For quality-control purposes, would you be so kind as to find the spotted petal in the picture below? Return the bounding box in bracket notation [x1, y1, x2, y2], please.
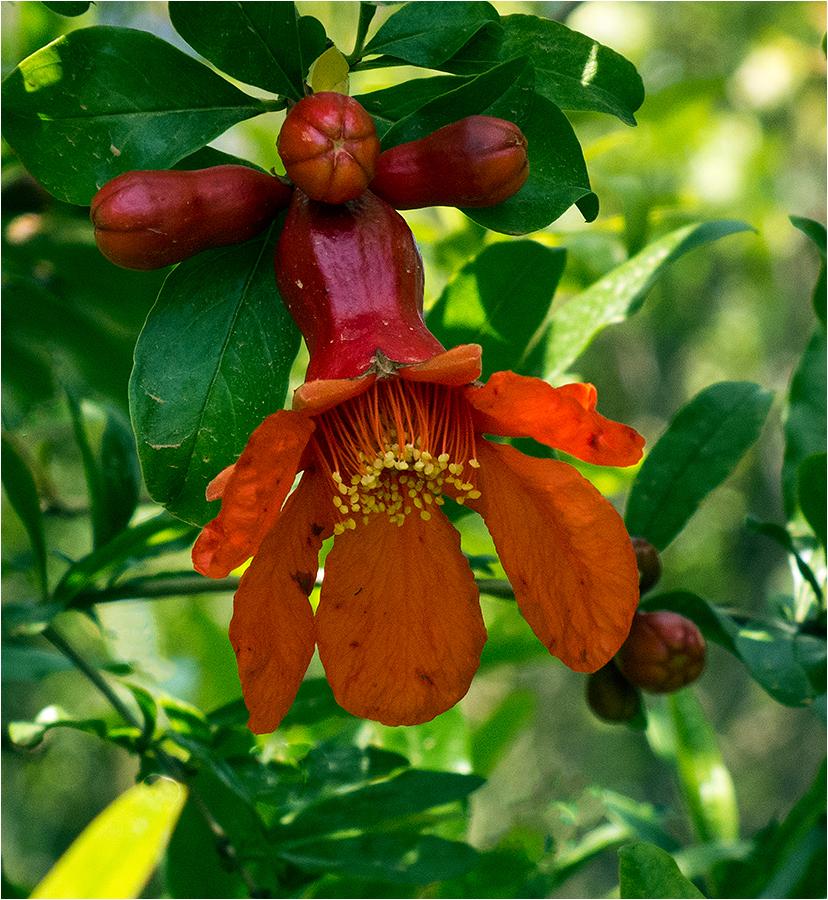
[193, 411, 316, 578]
[230, 468, 334, 734]
[466, 440, 638, 672]
[466, 371, 644, 467]
[316, 507, 486, 726]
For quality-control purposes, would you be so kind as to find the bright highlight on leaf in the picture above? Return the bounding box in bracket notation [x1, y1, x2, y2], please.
[30, 779, 187, 900]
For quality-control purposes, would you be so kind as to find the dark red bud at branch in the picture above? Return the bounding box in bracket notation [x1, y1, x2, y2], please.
[369, 115, 529, 210]
[274, 189, 444, 382]
[586, 659, 643, 723]
[631, 537, 663, 594]
[90, 166, 293, 270]
[617, 610, 706, 693]
[277, 92, 381, 205]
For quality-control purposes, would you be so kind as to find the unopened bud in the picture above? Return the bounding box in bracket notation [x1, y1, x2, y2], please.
[631, 537, 662, 594]
[617, 610, 706, 693]
[586, 659, 643, 723]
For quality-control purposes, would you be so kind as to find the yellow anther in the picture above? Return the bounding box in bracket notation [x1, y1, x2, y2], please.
[469, 458, 480, 468]
[468, 490, 481, 500]
[420, 509, 432, 521]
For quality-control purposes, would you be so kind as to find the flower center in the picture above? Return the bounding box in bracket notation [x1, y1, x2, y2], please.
[313, 379, 481, 534]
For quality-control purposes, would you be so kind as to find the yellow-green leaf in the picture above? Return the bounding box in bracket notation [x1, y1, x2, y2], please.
[31, 778, 187, 900]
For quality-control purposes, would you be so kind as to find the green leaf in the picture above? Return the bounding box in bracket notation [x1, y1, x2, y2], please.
[625, 381, 774, 551]
[647, 691, 739, 844]
[713, 759, 826, 900]
[463, 93, 598, 235]
[273, 769, 485, 843]
[362, 1, 501, 69]
[98, 406, 141, 544]
[544, 220, 754, 381]
[441, 13, 645, 125]
[129, 225, 300, 526]
[799, 452, 827, 548]
[52, 513, 197, 608]
[745, 517, 823, 601]
[169, 2, 326, 101]
[277, 832, 479, 885]
[428, 241, 565, 379]
[2, 644, 74, 680]
[1, 26, 269, 205]
[379, 56, 535, 151]
[618, 842, 705, 899]
[30, 778, 187, 900]
[1, 435, 48, 599]
[783, 327, 827, 519]
[790, 215, 826, 325]
[65, 388, 111, 549]
[41, 2, 91, 15]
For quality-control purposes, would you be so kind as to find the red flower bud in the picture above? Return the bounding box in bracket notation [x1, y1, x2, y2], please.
[617, 611, 706, 693]
[277, 92, 381, 205]
[631, 537, 662, 594]
[369, 116, 529, 210]
[275, 189, 445, 382]
[90, 166, 293, 270]
[586, 659, 643, 723]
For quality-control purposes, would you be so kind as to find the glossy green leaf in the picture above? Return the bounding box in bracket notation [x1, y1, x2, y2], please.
[463, 93, 596, 234]
[41, 2, 91, 15]
[169, 2, 326, 101]
[783, 327, 827, 519]
[277, 832, 479, 885]
[30, 778, 187, 900]
[647, 691, 739, 844]
[440, 13, 644, 125]
[428, 241, 565, 379]
[1, 435, 48, 599]
[1, 26, 269, 204]
[618, 842, 705, 899]
[362, 1, 501, 69]
[379, 56, 535, 150]
[799, 452, 827, 547]
[273, 769, 485, 843]
[625, 382, 774, 551]
[790, 215, 826, 325]
[544, 221, 754, 381]
[129, 226, 300, 527]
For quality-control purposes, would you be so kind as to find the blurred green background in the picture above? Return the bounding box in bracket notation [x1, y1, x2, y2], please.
[2, 2, 825, 897]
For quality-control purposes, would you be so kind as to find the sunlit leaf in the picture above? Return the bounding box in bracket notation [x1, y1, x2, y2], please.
[427, 242, 566, 379]
[544, 221, 754, 381]
[30, 778, 187, 900]
[362, 1, 501, 69]
[618, 841, 705, 899]
[1, 26, 269, 204]
[440, 13, 644, 125]
[1, 435, 48, 599]
[130, 225, 300, 526]
[783, 327, 827, 519]
[625, 381, 773, 551]
[169, 2, 326, 100]
[646, 691, 739, 844]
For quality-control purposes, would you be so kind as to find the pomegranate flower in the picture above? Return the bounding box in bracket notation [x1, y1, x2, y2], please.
[192, 188, 645, 732]
[193, 345, 644, 731]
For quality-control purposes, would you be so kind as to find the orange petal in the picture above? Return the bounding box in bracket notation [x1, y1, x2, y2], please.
[229, 468, 334, 733]
[206, 463, 236, 501]
[293, 371, 377, 415]
[465, 440, 638, 672]
[316, 508, 486, 726]
[192, 411, 315, 578]
[399, 344, 483, 386]
[465, 371, 644, 467]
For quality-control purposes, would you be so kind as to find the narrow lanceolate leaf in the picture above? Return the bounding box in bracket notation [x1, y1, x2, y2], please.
[625, 382, 774, 551]
[1, 437, 48, 600]
[783, 327, 827, 519]
[440, 13, 644, 125]
[545, 221, 754, 381]
[30, 779, 187, 900]
[618, 842, 705, 899]
[129, 226, 300, 527]
[362, 1, 502, 69]
[1, 26, 269, 205]
[428, 241, 566, 379]
[169, 2, 326, 100]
